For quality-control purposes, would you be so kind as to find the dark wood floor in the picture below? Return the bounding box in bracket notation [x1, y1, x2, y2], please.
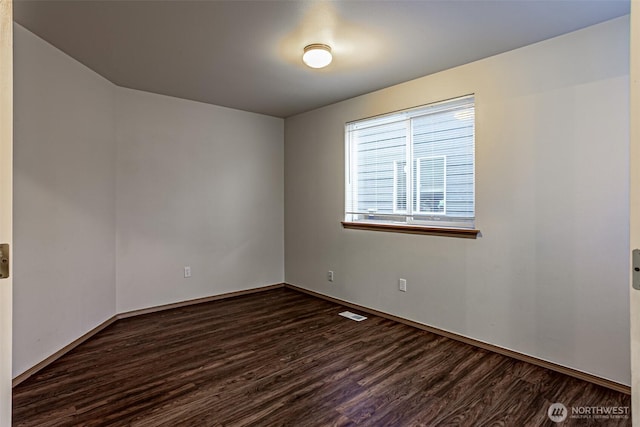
[13, 288, 631, 426]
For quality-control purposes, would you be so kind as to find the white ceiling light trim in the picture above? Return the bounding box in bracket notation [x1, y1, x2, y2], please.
[303, 44, 333, 69]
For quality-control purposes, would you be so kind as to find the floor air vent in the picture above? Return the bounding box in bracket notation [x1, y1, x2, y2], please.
[339, 311, 367, 322]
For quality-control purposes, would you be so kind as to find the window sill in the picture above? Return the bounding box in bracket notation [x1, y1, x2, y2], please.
[341, 222, 480, 239]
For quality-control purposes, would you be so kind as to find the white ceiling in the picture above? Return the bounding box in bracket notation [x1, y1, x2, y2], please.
[14, 0, 630, 118]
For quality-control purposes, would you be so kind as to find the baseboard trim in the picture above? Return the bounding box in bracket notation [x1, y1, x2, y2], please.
[284, 283, 631, 395]
[12, 283, 285, 388]
[117, 283, 285, 319]
[12, 315, 118, 388]
[14, 282, 629, 395]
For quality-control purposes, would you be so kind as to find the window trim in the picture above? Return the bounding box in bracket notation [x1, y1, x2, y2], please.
[341, 221, 480, 239]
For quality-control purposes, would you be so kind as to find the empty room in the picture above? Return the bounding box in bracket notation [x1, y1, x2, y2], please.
[1, 0, 639, 425]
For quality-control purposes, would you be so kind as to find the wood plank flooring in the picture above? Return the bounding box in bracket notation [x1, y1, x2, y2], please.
[12, 288, 631, 426]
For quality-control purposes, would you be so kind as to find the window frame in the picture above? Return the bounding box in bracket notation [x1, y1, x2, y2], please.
[344, 95, 478, 238]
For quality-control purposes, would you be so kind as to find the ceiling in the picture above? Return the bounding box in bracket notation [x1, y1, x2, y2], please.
[14, 0, 630, 118]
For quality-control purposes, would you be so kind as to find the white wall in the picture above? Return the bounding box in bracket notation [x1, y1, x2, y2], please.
[284, 17, 631, 385]
[115, 88, 284, 313]
[13, 24, 117, 377]
[0, 3, 13, 424]
[13, 25, 285, 377]
[629, 0, 639, 416]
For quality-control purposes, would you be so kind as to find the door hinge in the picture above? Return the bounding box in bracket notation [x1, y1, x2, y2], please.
[0, 243, 8, 279]
[633, 249, 640, 290]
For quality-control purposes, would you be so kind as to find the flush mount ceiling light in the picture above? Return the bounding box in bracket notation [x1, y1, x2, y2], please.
[302, 44, 333, 69]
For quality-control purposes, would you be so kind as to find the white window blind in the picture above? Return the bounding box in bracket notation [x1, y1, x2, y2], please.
[345, 95, 475, 229]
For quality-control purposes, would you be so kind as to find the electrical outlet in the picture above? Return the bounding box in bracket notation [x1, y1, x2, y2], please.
[327, 271, 334, 282]
[184, 266, 191, 278]
[398, 278, 407, 292]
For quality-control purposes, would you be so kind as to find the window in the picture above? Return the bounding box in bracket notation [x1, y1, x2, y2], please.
[345, 95, 476, 234]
